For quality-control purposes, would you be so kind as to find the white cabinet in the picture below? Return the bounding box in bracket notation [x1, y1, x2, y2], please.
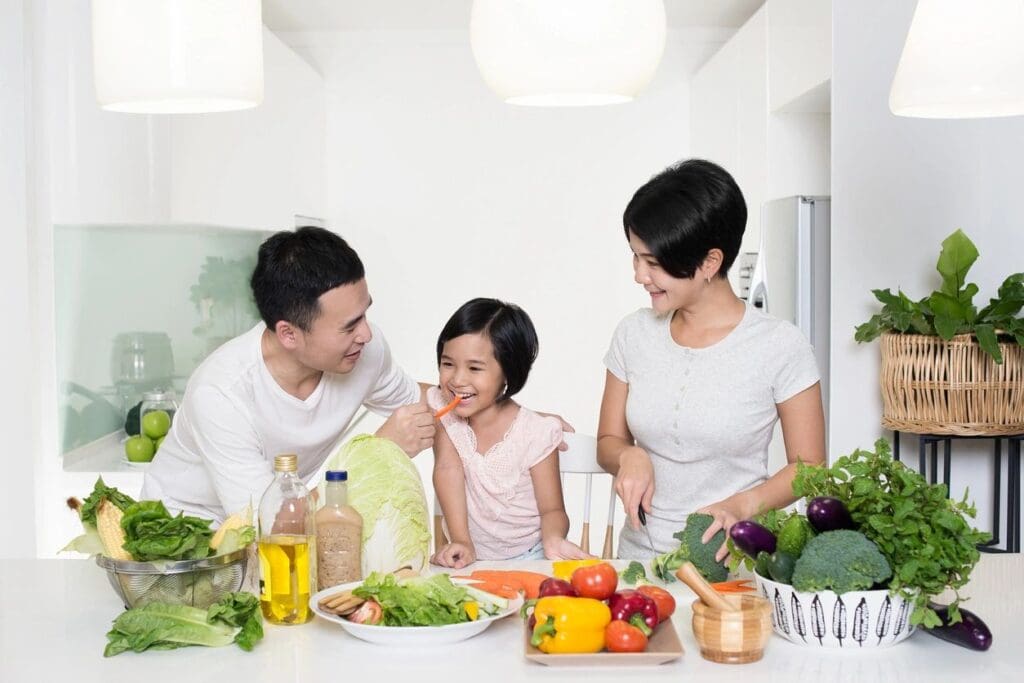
[767, 0, 832, 112]
[690, 6, 769, 278]
[690, 0, 831, 280]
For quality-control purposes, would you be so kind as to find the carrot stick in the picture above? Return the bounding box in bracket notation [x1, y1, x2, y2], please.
[434, 395, 461, 419]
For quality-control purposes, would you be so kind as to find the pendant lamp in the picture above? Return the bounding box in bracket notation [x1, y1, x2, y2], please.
[470, 0, 666, 106]
[92, 0, 264, 114]
[890, 0, 1024, 118]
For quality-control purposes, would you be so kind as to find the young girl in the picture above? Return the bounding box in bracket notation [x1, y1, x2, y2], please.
[428, 298, 591, 568]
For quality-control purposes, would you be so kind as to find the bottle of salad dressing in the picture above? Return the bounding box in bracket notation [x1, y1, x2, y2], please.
[315, 470, 363, 591]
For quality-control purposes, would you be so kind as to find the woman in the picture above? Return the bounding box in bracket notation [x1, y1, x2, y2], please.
[597, 159, 826, 560]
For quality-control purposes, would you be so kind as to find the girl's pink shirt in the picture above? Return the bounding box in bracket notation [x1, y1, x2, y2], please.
[428, 386, 562, 560]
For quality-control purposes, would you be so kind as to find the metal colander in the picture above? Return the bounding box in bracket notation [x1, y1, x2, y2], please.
[96, 546, 251, 610]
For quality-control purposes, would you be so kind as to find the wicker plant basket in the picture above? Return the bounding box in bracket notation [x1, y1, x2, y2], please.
[880, 332, 1024, 436]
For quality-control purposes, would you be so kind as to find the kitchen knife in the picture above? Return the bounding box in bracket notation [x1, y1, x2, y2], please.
[638, 505, 656, 552]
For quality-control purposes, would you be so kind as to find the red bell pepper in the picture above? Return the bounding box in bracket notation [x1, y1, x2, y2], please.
[521, 577, 579, 628]
[607, 590, 658, 636]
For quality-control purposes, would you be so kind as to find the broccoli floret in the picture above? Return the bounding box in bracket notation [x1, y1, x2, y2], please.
[650, 513, 728, 583]
[791, 530, 892, 594]
[620, 561, 648, 585]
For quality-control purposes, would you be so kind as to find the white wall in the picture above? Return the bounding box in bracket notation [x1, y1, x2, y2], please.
[286, 28, 712, 551]
[832, 0, 1022, 544]
[0, 0, 38, 558]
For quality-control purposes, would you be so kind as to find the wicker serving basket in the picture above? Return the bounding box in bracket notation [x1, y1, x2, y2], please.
[880, 332, 1024, 436]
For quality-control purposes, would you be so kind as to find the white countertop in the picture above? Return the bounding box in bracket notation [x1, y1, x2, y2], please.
[2, 556, 1020, 682]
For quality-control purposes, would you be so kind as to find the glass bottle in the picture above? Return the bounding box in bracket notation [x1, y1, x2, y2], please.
[315, 470, 363, 591]
[139, 389, 178, 438]
[258, 454, 317, 625]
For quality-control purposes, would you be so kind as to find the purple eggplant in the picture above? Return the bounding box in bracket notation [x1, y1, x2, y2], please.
[925, 603, 992, 651]
[729, 520, 777, 558]
[806, 496, 855, 533]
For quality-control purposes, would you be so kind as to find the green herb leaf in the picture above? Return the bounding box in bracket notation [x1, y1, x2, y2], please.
[973, 324, 1003, 365]
[792, 439, 990, 627]
[936, 229, 979, 300]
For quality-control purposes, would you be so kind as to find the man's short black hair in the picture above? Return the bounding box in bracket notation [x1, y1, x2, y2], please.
[436, 298, 539, 402]
[251, 226, 365, 331]
[623, 158, 747, 279]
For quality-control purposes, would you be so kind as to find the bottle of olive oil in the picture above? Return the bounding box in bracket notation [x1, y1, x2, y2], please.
[258, 454, 317, 624]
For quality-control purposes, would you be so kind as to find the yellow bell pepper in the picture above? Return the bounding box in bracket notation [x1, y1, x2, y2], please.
[552, 559, 602, 582]
[464, 601, 479, 621]
[530, 596, 611, 654]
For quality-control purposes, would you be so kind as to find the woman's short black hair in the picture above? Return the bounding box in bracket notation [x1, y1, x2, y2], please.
[436, 298, 539, 402]
[623, 158, 747, 279]
[251, 226, 365, 331]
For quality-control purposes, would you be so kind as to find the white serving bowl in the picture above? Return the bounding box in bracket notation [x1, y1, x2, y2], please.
[310, 580, 523, 646]
[753, 571, 917, 648]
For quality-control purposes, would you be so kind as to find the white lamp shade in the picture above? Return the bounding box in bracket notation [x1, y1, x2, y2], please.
[92, 0, 264, 113]
[890, 0, 1024, 118]
[470, 0, 666, 106]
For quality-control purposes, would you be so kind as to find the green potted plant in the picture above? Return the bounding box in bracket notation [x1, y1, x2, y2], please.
[854, 230, 1024, 435]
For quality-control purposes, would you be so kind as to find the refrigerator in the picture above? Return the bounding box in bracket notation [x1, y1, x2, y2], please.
[748, 196, 830, 422]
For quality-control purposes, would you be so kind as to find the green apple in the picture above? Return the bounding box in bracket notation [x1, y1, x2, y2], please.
[155, 436, 165, 451]
[142, 410, 172, 439]
[125, 435, 156, 463]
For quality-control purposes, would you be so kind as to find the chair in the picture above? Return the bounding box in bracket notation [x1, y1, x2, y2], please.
[432, 432, 618, 559]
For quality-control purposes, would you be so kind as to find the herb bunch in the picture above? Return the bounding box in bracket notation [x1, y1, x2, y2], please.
[792, 439, 990, 627]
[854, 229, 1024, 364]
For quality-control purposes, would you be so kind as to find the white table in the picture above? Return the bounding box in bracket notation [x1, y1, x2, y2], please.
[2, 556, 1020, 682]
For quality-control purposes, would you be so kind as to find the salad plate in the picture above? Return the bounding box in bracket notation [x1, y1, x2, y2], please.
[310, 578, 523, 646]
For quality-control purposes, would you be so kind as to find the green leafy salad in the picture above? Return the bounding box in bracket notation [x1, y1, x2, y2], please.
[352, 572, 504, 627]
[105, 592, 263, 657]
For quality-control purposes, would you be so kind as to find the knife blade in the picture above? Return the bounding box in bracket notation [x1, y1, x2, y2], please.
[637, 505, 656, 552]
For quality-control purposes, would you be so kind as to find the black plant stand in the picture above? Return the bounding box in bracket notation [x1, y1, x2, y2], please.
[891, 431, 1021, 553]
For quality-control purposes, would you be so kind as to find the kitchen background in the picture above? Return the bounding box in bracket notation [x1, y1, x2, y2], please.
[1, 0, 1019, 559]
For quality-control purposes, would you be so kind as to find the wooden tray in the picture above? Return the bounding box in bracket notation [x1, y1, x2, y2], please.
[524, 620, 684, 667]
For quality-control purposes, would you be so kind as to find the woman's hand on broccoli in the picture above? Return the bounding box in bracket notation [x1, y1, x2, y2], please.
[697, 494, 753, 562]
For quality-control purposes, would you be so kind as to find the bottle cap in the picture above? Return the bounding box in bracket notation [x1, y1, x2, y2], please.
[274, 454, 298, 472]
[325, 470, 347, 482]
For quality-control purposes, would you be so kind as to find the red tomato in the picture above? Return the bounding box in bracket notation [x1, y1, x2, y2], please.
[636, 585, 676, 623]
[605, 619, 649, 653]
[570, 562, 618, 601]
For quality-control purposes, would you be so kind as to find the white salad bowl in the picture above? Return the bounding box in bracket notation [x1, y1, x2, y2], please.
[310, 579, 523, 646]
[754, 572, 918, 649]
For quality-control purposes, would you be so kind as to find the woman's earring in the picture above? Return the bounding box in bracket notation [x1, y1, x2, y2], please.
[705, 275, 711, 285]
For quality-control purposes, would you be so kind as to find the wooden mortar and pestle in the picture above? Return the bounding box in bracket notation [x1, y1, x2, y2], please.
[676, 562, 772, 664]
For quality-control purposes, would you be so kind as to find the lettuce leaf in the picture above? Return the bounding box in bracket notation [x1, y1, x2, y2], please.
[79, 477, 136, 526]
[121, 501, 214, 561]
[104, 592, 262, 656]
[353, 572, 470, 627]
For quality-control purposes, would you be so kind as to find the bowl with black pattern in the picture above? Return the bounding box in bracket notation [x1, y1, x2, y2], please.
[753, 571, 918, 648]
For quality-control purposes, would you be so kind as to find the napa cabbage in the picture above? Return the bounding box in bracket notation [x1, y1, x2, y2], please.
[321, 434, 431, 575]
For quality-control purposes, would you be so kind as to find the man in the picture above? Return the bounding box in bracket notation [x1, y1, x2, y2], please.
[141, 227, 434, 521]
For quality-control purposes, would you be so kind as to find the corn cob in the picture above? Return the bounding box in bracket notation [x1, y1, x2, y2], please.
[97, 499, 131, 560]
[207, 511, 247, 548]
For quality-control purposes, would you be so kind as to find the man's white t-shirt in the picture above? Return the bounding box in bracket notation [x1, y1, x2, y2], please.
[141, 322, 419, 522]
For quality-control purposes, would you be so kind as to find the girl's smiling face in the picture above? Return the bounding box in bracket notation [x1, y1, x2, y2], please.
[438, 332, 506, 418]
